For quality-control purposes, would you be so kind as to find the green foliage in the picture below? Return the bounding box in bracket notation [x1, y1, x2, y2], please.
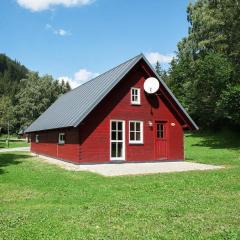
[0, 54, 71, 133]
[217, 84, 240, 125]
[180, 53, 232, 127]
[167, 57, 194, 106]
[0, 54, 28, 99]
[14, 72, 71, 129]
[168, 0, 240, 128]
[0, 131, 240, 239]
[186, 0, 240, 65]
[60, 79, 71, 93]
[155, 61, 168, 83]
[0, 96, 14, 132]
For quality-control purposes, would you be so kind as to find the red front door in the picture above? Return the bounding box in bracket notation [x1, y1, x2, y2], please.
[155, 121, 168, 160]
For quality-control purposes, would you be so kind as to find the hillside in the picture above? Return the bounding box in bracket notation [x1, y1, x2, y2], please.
[0, 54, 28, 99]
[0, 54, 71, 134]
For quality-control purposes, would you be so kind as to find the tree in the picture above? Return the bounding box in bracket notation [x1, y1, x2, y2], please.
[155, 61, 161, 76]
[14, 72, 71, 130]
[186, 0, 240, 66]
[0, 96, 14, 134]
[217, 84, 240, 126]
[185, 53, 233, 127]
[0, 54, 28, 100]
[167, 0, 240, 128]
[155, 61, 168, 83]
[65, 81, 71, 92]
[59, 79, 71, 93]
[0, 54, 72, 132]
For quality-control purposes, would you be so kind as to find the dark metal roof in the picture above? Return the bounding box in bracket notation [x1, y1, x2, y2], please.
[25, 53, 198, 133]
[25, 54, 142, 133]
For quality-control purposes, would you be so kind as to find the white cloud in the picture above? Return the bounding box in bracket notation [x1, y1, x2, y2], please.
[146, 52, 175, 65]
[74, 69, 99, 83]
[45, 23, 52, 30]
[45, 24, 71, 36]
[59, 69, 99, 89]
[16, 0, 94, 12]
[54, 28, 70, 36]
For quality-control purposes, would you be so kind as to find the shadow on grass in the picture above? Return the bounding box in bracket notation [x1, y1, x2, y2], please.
[0, 153, 32, 175]
[0, 140, 7, 149]
[186, 130, 240, 150]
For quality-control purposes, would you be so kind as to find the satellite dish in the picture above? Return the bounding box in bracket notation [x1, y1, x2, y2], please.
[144, 77, 160, 94]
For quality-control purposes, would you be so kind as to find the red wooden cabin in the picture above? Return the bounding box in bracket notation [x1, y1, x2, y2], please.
[25, 54, 198, 164]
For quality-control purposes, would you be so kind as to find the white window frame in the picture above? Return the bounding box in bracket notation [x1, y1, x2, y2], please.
[58, 133, 65, 145]
[35, 134, 39, 143]
[129, 121, 144, 144]
[131, 88, 141, 105]
[110, 120, 125, 161]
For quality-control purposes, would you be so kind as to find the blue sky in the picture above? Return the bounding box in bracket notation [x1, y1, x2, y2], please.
[0, 0, 190, 88]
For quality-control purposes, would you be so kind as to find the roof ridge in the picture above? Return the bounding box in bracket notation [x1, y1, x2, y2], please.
[64, 53, 143, 96]
[71, 53, 143, 127]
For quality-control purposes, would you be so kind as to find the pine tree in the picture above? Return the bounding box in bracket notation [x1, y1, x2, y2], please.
[155, 61, 161, 76]
[65, 81, 71, 91]
[155, 61, 168, 83]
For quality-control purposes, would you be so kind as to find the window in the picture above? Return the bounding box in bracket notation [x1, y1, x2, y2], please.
[129, 121, 143, 144]
[58, 133, 65, 145]
[110, 120, 125, 160]
[131, 88, 140, 105]
[35, 135, 39, 143]
[157, 123, 164, 139]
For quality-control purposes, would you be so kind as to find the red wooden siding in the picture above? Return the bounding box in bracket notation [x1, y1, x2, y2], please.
[31, 128, 80, 163]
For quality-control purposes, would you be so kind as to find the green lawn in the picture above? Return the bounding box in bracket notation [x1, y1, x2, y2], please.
[0, 130, 240, 239]
[0, 139, 29, 149]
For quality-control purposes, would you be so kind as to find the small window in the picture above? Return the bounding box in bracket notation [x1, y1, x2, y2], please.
[129, 121, 143, 144]
[131, 88, 140, 105]
[35, 135, 39, 143]
[157, 123, 164, 139]
[58, 133, 65, 145]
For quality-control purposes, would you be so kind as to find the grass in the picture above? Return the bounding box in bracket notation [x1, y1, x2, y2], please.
[0, 130, 240, 239]
[0, 139, 29, 149]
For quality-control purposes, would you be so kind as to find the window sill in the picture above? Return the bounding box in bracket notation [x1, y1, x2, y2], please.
[129, 142, 144, 145]
[131, 103, 141, 106]
[110, 159, 126, 161]
[58, 142, 65, 145]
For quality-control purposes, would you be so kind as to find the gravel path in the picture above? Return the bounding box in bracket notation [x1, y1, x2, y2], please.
[34, 154, 223, 176]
